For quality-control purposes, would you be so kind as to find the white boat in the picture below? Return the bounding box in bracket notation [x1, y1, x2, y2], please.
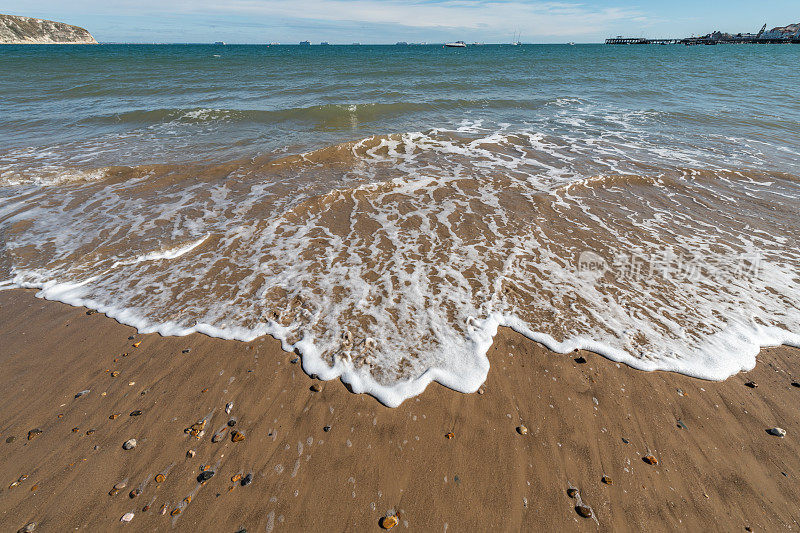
[445, 41, 467, 48]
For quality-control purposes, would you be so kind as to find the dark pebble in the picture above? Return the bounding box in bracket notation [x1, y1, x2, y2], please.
[574, 356, 587, 364]
[241, 473, 252, 486]
[128, 336, 135, 340]
[182, 349, 191, 353]
[791, 382, 800, 388]
[130, 410, 142, 417]
[744, 381, 757, 388]
[310, 383, 321, 392]
[197, 470, 215, 483]
[235, 529, 247, 533]
[129, 488, 141, 498]
[621, 437, 629, 444]
[6, 436, 15, 443]
[290, 357, 299, 364]
[566, 487, 579, 498]
[575, 505, 593, 518]
[74, 390, 90, 399]
[227, 419, 236, 427]
[27, 429, 43, 441]
[323, 425, 331, 432]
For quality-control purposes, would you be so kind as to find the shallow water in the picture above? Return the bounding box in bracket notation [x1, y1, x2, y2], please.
[1, 44, 799, 405]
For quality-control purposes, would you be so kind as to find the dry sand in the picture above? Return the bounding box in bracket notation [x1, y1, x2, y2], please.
[0, 288, 798, 531]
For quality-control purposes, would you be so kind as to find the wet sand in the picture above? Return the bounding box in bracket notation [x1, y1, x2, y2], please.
[0, 287, 798, 531]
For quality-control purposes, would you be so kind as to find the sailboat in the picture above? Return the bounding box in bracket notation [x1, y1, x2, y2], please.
[511, 30, 522, 45]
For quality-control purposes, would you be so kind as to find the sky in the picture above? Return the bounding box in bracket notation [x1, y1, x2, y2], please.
[1, 0, 798, 44]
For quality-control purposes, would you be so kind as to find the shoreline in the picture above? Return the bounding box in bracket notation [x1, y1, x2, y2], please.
[1, 287, 799, 530]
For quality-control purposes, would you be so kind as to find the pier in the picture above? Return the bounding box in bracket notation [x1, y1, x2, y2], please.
[606, 22, 800, 45]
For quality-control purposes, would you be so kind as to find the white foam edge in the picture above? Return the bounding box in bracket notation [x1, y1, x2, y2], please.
[2, 278, 799, 408]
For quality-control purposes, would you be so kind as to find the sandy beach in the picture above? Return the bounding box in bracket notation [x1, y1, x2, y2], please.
[1, 287, 798, 531]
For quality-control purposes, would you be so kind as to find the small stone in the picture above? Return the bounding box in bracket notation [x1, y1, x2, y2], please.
[18, 474, 28, 482]
[566, 487, 579, 498]
[231, 430, 245, 443]
[643, 455, 658, 465]
[791, 382, 800, 388]
[27, 429, 42, 441]
[445, 432, 454, 440]
[225, 402, 234, 414]
[227, 419, 236, 427]
[122, 439, 137, 450]
[310, 383, 321, 392]
[197, 470, 215, 483]
[621, 437, 629, 444]
[380, 515, 399, 529]
[767, 427, 786, 437]
[171, 508, 181, 516]
[676, 420, 688, 430]
[74, 390, 90, 398]
[241, 473, 252, 486]
[212, 430, 226, 443]
[114, 481, 127, 491]
[182, 349, 191, 353]
[133, 341, 141, 348]
[290, 357, 299, 364]
[86, 429, 95, 436]
[130, 410, 142, 417]
[6, 436, 15, 443]
[110, 413, 120, 420]
[110, 371, 120, 377]
[155, 474, 166, 484]
[18, 523, 36, 532]
[516, 425, 528, 435]
[129, 489, 141, 498]
[30, 484, 38, 492]
[601, 475, 613, 485]
[323, 425, 331, 432]
[575, 505, 593, 518]
[186, 450, 196, 458]
[72, 427, 79, 433]
[120, 512, 134, 522]
[574, 356, 587, 364]
[159, 503, 168, 515]
[477, 388, 484, 395]
[745, 381, 757, 388]
[231, 473, 242, 483]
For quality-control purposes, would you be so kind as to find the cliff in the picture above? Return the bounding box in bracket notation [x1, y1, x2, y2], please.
[0, 13, 97, 44]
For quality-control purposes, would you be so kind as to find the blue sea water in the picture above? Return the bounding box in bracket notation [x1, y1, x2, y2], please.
[1, 43, 799, 405]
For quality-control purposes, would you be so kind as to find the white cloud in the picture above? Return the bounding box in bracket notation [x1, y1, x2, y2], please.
[4, 0, 646, 37]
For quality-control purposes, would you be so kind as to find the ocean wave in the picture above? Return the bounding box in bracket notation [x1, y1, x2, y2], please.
[2, 130, 799, 406]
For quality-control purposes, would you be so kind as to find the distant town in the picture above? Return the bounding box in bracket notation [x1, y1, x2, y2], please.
[607, 22, 800, 45]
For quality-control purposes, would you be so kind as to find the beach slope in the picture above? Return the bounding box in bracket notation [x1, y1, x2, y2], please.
[0, 288, 798, 531]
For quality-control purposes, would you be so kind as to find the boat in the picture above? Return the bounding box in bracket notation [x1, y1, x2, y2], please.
[445, 41, 467, 48]
[299, 40, 311, 46]
[213, 41, 226, 45]
[320, 41, 330, 46]
[568, 42, 575, 46]
[511, 31, 521, 45]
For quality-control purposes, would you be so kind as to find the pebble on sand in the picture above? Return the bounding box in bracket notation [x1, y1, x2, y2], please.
[643, 455, 658, 465]
[120, 512, 134, 522]
[445, 432, 454, 440]
[18, 522, 36, 532]
[241, 473, 252, 486]
[225, 402, 234, 414]
[27, 429, 42, 441]
[575, 505, 593, 518]
[601, 475, 613, 485]
[186, 450, 196, 458]
[767, 427, 786, 437]
[198, 470, 215, 482]
[310, 383, 322, 392]
[380, 515, 399, 529]
[566, 487, 579, 499]
[516, 425, 528, 435]
[745, 381, 758, 388]
[231, 430, 246, 442]
[122, 439, 137, 450]
[155, 474, 166, 483]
